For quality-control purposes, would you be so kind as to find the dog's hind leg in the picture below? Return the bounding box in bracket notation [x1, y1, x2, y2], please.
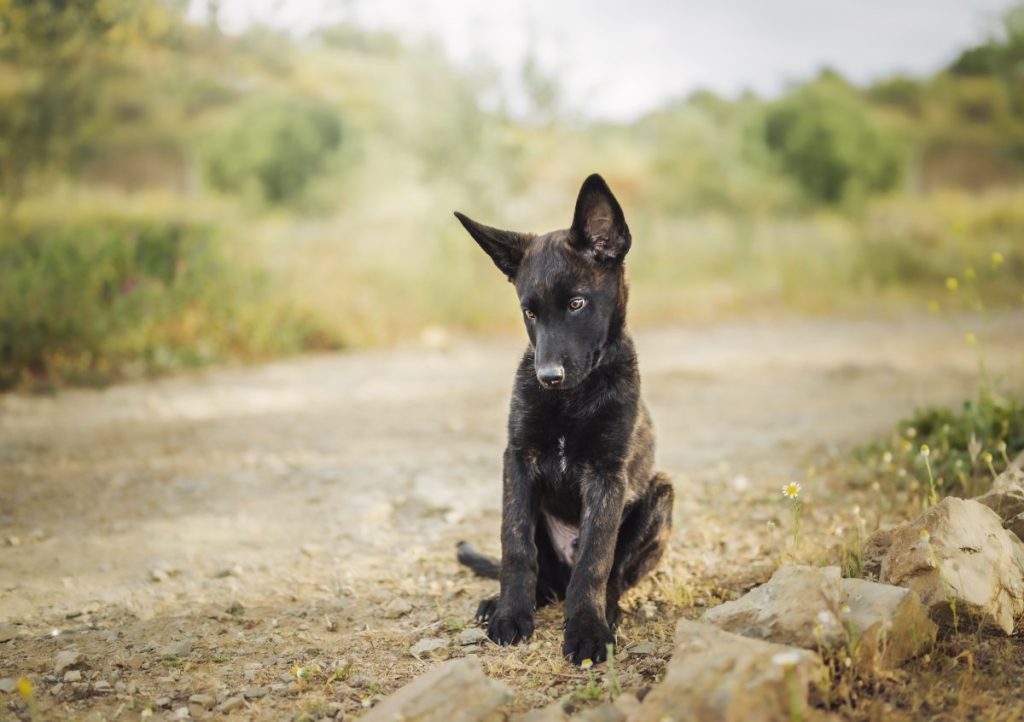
[535, 522, 572, 607]
[605, 473, 674, 629]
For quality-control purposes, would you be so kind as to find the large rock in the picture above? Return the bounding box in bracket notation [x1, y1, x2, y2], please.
[701, 565, 934, 669]
[362, 657, 511, 722]
[879, 497, 1024, 634]
[632, 620, 826, 722]
[974, 483, 1024, 524]
[701, 566, 844, 648]
[841, 578, 936, 670]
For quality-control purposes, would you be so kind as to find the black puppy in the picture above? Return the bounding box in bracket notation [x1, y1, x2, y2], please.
[454, 174, 674, 665]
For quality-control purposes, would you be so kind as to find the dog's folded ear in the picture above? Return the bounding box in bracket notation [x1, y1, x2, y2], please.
[454, 212, 532, 282]
[570, 174, 631, 263]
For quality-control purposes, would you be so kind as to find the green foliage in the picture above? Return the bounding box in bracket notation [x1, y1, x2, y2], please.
[0, 0, 178, 207]
[762, 80, 905, 204]
[201, 94, 342, 204]
[0, 213, 339, 389]
[857, 391, 1024, 499]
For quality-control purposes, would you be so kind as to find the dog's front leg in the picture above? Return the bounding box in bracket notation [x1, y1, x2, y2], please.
[562, 472, 626, 664]
[488, 449, 539, 645]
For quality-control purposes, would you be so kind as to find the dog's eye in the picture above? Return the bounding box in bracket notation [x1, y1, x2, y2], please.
[523, 308, 536, 320]
[568, 297, 586, 311]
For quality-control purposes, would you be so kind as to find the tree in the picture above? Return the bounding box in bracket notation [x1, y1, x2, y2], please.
[0, 0, 176, 210]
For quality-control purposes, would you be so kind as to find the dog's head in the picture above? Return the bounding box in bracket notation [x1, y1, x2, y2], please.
[455, 174, 631, 390]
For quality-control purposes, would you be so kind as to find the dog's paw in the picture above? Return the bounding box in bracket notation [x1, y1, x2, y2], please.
[475, 596, 499, 622]
[562, 614, 614, 665]
[486, 609, 534, 645]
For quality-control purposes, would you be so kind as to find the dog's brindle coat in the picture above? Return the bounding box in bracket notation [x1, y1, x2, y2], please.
[454, 174, 673, 665]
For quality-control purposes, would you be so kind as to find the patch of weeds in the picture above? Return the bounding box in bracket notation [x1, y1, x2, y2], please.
[851, 390, 1023, 501]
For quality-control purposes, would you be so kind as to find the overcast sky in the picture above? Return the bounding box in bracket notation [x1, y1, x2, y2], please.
[192, 0, 1017, 120]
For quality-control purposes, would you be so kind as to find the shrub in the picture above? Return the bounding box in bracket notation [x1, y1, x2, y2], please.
[0, 213, 339, 389]
[763, 81, 905, 204]
[201, 94, 342, 205]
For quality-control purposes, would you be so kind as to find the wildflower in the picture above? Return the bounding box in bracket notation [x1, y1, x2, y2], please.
[851, 505, 860, 516]
[992, 251, 1004, 268]
[919, 529, 931, 544]
[817, 610, 836, 626]
[840, 604, 852, 615]
[900, 440, 912, 452]
[920, 444, 930, 458]
[16, 678, 33, 699]
[927, 300, 940, 314]
[965, 266, 976, 282]
[882, 452, 893, 465]
[906, 427, 917, 439]
[946, 277, 959, 292]
[871, 481, 881, 492]
[997, 440, 1007, 453]
[983, 452, 993, 464]
[580, 658, 594, 670]
[965, 332, 977, 347]
[781, 482, 801, 500]
[844, 656, 853, 668]
[771, 650, 802, 669]
[141, 710, 154, 720]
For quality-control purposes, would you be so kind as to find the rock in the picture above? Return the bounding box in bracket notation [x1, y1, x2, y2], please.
[160, 640, 193, 658]
[93, 680, 112, 694]
[840, 578, 936, 670]
[54, 649, 84, 674]
[0, 624, 18, 642]
[361, 657, 510, 722]
[382, 598, 413, 619]
[510, 704, 566, 722]
[880, 497, 1024, 634]
[409, 637, 448, 658]
[1007, 512, 1024, 542]
[456, 627, 487, 646]
[63, 671, 82, 683]
[156, 696, 172, 708]
[625, 641, 657, 656]
[0, 678, 17, 693]
[974, 483, 1024, 521]
[632, 620, 825, 722]
[242, 685, 269, 699]
[862, 527, 895, 578]
[216, 696, 244, 713]
[189, 694, 215, 709]
[701, 565, 844, 648]
[174, 706, 190, 719]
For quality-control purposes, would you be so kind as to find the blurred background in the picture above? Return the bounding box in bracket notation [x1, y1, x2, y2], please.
[2, 0, 1023, 389]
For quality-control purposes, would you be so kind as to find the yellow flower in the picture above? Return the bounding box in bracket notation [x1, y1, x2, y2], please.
[946, 277, 959, 292]
[983, 452, 993, 464]
[580, 658, 594, 670]
[900, 439, 912, 451]
[781, 481, 802, 500]
[997, 440, 1007, 452]
[920, 444, 930, 458]
[965, 332, 977, 347]
[992, 251, 1004, 268]
[771, 650, 802, 669]
[919, 529, 931, 543]
[16, 678, 33, 700]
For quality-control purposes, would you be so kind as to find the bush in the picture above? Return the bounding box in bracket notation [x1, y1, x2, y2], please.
[763, 81, 905, 204]
[201, 94, 342, 205]
[0, 214, 339, 389]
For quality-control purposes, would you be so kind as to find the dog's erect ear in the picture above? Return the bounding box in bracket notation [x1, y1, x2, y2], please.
[570, 174, 631, 263]
[454, 211, 531, 282]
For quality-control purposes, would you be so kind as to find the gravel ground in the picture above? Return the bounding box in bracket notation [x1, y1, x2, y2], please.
[2, 312, 1022, 720]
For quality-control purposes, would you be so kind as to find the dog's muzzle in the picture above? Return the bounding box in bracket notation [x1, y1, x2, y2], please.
[536, 364, 565, 388]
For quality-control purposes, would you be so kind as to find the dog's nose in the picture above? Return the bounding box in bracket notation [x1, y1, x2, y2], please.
[537, 365, 565, 387]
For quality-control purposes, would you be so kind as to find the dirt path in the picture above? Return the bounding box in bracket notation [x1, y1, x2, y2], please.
[2, 313, 1022, 720]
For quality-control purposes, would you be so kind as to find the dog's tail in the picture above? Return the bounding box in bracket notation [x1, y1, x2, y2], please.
[456, 540, 500, 579]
